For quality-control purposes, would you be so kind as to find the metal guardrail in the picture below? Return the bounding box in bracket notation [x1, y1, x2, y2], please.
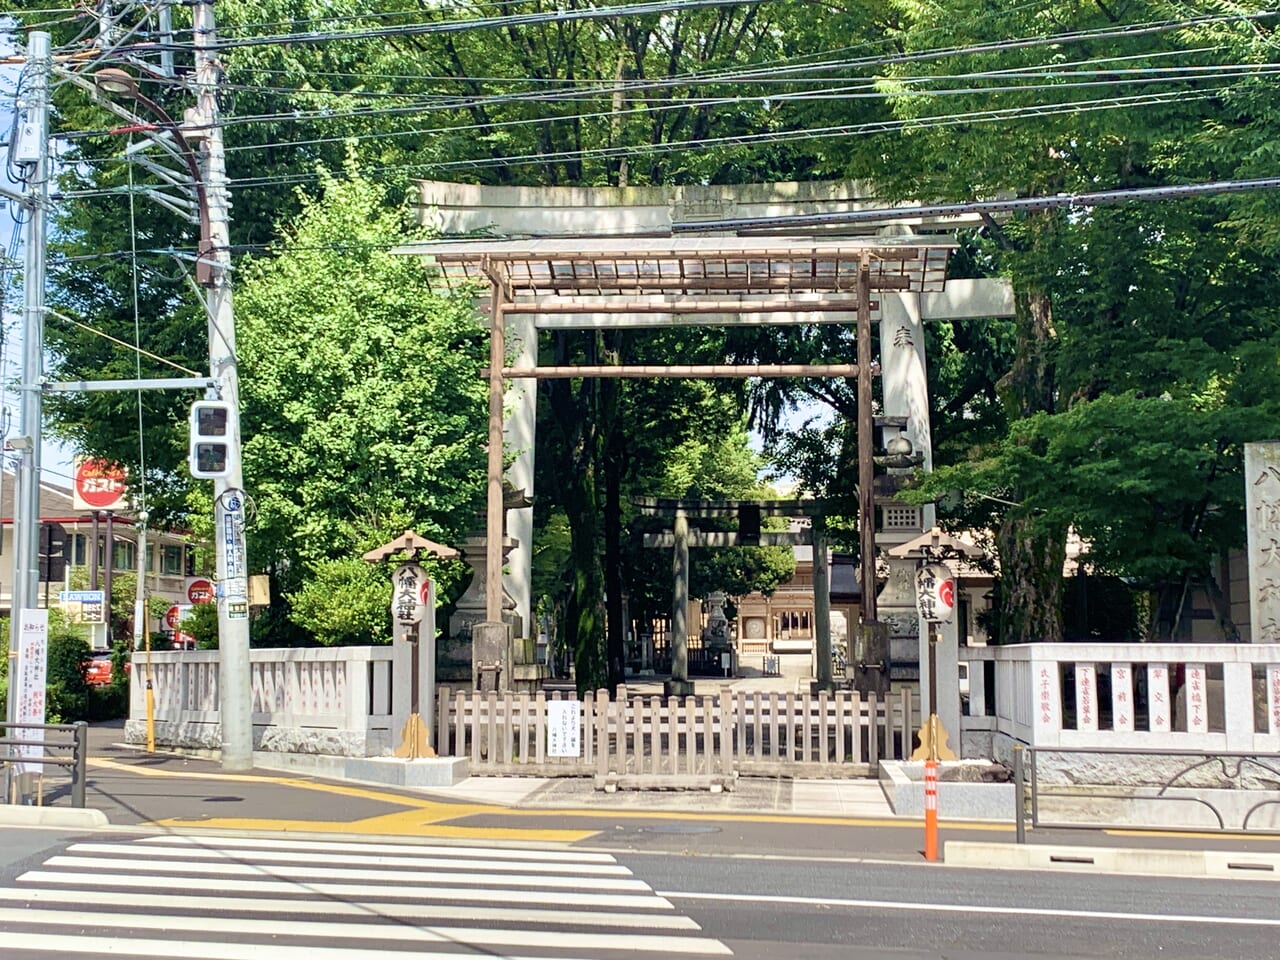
[1010, 744, 1280, 841]
[0, 721, 89, 808]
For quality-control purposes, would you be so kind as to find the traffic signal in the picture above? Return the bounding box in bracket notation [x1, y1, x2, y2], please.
[189, 400, 231, 479]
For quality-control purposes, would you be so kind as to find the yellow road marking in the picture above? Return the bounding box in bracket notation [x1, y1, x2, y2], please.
[89, 757, 440, 807]
[499, 806, 1015, 831]
[94, 756, 597, 840]
[1106, 828, 1280, 842]
[89, 755, 1012, 836]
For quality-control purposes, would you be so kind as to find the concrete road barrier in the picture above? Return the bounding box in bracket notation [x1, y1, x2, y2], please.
[945, 840, 1280, 879]
[0, 804, 109, 829]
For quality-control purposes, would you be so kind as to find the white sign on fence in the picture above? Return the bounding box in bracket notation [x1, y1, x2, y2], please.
[14, 609, 49, 773]
[546, 699, 582, 758]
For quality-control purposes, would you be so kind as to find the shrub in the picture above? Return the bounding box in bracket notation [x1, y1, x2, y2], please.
[45, 631, 91, 723]
[87, 683, 129, 722]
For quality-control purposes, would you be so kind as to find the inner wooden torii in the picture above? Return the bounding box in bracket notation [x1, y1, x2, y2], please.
[397, 234, 953, 692]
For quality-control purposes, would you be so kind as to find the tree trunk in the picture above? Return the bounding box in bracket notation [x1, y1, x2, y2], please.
[994, 280, 1067, 643]
[996, 517, 1066, 643]
[547, 332, 608, 691]
[1201, 566, 1242, 644]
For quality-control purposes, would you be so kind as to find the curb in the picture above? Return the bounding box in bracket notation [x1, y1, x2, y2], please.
[0, 805, 110, 830]
[945, 840, 1280, 880]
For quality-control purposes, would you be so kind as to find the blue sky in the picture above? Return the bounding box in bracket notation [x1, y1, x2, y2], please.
[2, 34, 76, 485]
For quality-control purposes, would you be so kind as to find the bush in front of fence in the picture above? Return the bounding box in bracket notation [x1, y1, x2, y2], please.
[46, 631, 92, 724]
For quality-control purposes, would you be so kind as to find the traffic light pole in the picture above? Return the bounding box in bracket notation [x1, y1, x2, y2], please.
[193, 0, 252, 770]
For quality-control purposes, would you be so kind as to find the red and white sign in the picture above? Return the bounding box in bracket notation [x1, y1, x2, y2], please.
[163, 604, 192, 631]
[186, 578, 215, 604]
[72, 457, 129, 512]
[915, 562, 957, 624]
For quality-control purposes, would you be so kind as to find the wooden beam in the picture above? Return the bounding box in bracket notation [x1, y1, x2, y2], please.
[502, 275, 914, 293]
[505, 297, 879, 314]
[643, 531, 809, 548]
[482, 363, 869, 379]
[633, 497, 824, 516]
[857, 253, 877, 624]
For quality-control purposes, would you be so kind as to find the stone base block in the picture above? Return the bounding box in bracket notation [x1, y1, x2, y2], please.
[880, 759, 1014, 821]
[344, 756, 470, 788]
[664, 678, 696, 697]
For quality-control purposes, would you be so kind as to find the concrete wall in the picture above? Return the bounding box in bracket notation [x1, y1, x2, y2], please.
[126, 645, 411, 757]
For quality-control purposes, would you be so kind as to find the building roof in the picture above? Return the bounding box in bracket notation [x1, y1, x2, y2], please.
[394, 235, 954, 297]
[0, 471, 139, 526]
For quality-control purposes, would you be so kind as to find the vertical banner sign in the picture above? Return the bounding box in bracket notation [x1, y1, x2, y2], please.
[546, 699, 582, 758]
[1148, 663, 1172, 733]
[14, 609, 49, 773]
[1075, 663, 1097, 732]
[1185, 663, 1208, 734]
[391, 564, 428, 635]
[220, 493, 249, 619]
[915, 562, 956, 623]
[1111, 663, 1134, 733]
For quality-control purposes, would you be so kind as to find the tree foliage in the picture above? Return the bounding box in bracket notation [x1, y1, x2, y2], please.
[7, 0, 1279, 655]
[233, 164, 488, 641]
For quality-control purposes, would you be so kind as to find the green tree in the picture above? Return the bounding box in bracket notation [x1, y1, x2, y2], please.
[866, 0, 1280, 641]
[233, 163, 488, 641]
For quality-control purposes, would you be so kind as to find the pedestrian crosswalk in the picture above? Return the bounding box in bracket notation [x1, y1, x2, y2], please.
[0, 834, 731, 959]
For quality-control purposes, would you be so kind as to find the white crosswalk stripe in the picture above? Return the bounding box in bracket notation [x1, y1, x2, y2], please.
[0, 835, 732, 959]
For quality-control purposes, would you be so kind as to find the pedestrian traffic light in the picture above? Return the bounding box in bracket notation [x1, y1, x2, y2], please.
[189, 400, 231, 479]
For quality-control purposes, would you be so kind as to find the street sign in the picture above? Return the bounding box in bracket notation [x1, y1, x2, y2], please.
[72, 457, 128, 512]
[14, 610, 49, 773]
[59, 589, 106, 624]
[186, 578, 215, 604]
[915, 562, 956, 624]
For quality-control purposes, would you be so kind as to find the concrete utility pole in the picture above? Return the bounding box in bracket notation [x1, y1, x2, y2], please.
[11, 32, 52, 621]
[7, 32, 52, 731]
[192, 0, 252, 770]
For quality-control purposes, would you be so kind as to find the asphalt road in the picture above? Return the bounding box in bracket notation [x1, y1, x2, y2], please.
[1, 825, 1277, 960]
[617, 851, 1280, 959]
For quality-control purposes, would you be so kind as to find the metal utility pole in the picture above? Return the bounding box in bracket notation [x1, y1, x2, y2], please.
[5, 30, 51, 797]
[192, 0, 252, 770]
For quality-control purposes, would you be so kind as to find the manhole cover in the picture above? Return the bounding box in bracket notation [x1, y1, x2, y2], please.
[635, 824, 721, 835]
[202, 796, 244, 803]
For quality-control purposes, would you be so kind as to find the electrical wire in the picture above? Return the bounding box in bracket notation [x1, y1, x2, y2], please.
[111, 0, 775, 52]
[63, 85, 1216, 195]
[211, 67, 1279, 157]
[59, 46, 1271, 148]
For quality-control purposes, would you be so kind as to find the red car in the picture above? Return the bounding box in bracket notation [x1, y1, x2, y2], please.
[84, 652, 129, 686]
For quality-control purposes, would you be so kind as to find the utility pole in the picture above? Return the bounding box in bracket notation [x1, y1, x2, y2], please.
[192, 0, 252, 770]
[6, 30, 51, 797]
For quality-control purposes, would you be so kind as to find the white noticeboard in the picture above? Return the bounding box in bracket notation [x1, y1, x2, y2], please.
[546, 699, 582, 758]
[14, 609, 49, 773]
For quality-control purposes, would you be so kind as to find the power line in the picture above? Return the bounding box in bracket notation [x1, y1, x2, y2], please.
[192, 68, 1273, 159]
[58, 35, 1259, 139]
[671, 177, 1280, 233]
[208, 0, 770, 51]
[55, 85, 1216, 196]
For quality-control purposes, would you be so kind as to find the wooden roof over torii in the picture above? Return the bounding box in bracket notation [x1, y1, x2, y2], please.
[395, 233, 956, 629]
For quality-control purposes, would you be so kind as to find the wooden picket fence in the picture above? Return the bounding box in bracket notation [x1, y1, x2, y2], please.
[435, 685, 916, 784]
